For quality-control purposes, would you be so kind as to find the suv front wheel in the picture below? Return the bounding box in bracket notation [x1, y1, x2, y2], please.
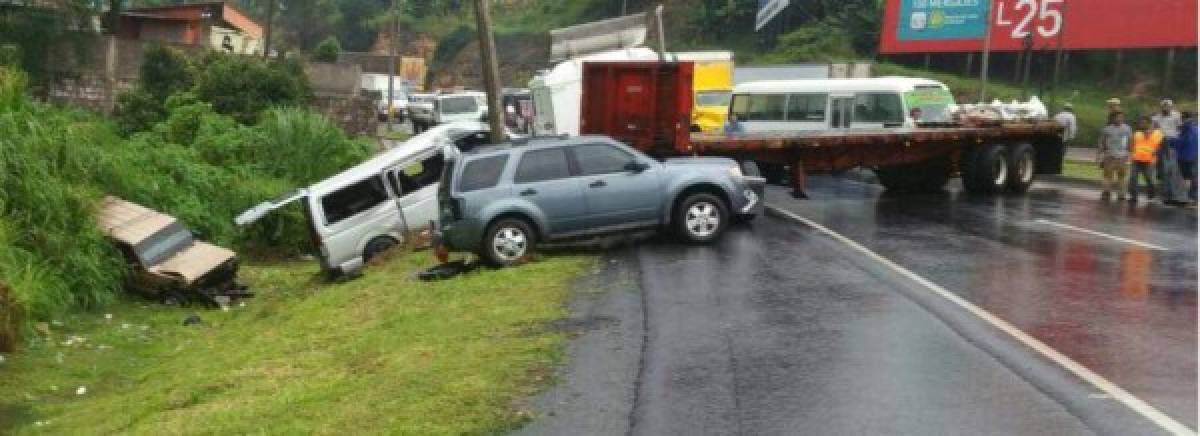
[482, 218, 535, 266]
[675, 193, 728, 244]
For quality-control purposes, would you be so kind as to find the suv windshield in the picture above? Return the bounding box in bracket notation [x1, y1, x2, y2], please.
[440, 96, 478, 115]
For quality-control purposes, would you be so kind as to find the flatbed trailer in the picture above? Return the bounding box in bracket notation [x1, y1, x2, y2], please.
[580, 61, 1064, 197]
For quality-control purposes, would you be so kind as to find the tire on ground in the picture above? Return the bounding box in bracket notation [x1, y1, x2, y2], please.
[962, 144, 1010, 195]
[1005, 143, 1036, 193]
[874, 156, 952, 193]
[673, 192, 729, 244]
[363, 236, 398, 263]
[481, 217, 536, 267]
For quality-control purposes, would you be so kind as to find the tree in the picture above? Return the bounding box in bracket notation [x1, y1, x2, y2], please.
[139, 44, 194, 99]
[193, 53, 311, 124]
[313, 36, 341, 62]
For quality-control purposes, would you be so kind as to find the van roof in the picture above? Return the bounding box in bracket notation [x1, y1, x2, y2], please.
[310, 121, 488, 194]
[733, 77, 947, 94]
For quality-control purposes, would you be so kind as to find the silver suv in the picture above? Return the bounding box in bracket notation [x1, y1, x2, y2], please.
[437, 136, 764, 265]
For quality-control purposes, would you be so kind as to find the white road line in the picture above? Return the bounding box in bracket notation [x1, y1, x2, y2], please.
[1033, 219, 1170, 251]
[766, 205, 1197, 436]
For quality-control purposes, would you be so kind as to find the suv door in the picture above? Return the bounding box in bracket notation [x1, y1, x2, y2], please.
[512, 147, 588, 235]
[570, 143, 662, 229]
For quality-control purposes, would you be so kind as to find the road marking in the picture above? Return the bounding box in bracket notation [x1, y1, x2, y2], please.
[1033, 219, 1169, 251]
[766, 204, 1196, 436]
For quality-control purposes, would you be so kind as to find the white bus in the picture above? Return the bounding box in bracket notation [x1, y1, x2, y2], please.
[729, 77, 956, 133]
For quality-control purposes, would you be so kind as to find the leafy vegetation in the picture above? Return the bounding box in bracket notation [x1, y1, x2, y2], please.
[313, 36, 342, 62]
[0, 253, 592, 434]
[0, 67, 370, 346]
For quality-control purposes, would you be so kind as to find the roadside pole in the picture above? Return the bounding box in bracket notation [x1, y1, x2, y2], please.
[474, 0, 505, 144]
[978, 0, 995, 102]
[387, 0, 397, 131]
[263, 0, 275, 58]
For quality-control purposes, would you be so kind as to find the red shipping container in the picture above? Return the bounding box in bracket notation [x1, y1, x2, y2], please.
[580, 62, 694, 155]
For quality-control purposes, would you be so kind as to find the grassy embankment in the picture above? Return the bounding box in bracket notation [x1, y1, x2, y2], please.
[0, 253, 591, 434]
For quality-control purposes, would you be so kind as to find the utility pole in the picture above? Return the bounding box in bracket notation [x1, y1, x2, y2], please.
[388, 0, 398, 129]
[978, 1, 995, 102]
[263, 0, 275, 58]
[474, 0, 505, 144]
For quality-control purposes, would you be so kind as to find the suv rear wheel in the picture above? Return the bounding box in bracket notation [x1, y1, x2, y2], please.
[482, 218, 535, 266]
[675, 193, 728, 243]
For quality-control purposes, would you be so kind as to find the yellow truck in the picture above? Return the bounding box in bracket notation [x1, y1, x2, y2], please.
[673, 52, 734, 133]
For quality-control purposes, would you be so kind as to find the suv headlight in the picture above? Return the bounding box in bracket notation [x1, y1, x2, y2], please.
[728, 164, 743, 178]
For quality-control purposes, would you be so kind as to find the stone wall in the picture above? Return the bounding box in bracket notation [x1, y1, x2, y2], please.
[311, 95, 379, 138]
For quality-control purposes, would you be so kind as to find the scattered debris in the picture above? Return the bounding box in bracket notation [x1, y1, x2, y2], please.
[94, 196, 252, 307]
[62, 335, 87, 347]
[75, 386, 87, 396]
[104, 313, 113, 321]
[417, 260, 478, 281]
[182, 314, 203, 326]
[0, 353, 6, 364]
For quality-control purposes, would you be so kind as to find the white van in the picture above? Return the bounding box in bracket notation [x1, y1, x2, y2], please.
[235, 121, 501, 275]
[728, 77, 956, 133]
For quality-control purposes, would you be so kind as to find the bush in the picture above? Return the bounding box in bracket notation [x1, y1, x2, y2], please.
[193, 52, 312, 124]
[114, 88, 165, 135]
[139, 44, 194, 99]
[0, 67, 368, 343]
[313, 36, 341, 63]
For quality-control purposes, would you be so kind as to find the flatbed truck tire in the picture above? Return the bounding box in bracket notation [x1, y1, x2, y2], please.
[1005, 143, 1036, 193]
[962, 144, 1010, 195]
[874, 157, 951, 194]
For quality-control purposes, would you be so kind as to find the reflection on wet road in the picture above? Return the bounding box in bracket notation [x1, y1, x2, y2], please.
[765, 176, 1198, 430]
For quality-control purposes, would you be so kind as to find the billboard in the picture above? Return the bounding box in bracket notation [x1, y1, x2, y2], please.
[880, 0, 1198, 54]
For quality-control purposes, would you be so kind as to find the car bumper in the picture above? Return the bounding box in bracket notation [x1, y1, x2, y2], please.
[732, 177, 766, 217]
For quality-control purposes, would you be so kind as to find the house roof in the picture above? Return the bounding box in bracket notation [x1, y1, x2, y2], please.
[122, 2, 262, 38]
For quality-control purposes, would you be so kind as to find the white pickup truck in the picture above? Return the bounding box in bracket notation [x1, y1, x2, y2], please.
[409, 91, 487, 133]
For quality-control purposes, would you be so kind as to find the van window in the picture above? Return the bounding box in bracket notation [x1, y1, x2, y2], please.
[322, 176, 389, 225]
[388, 154, 444, 196]
[731, 94, 786, 121]
[853, 93, 905, 124]
[458, 155, 509, 192]
[515, 148, 571, 183]
[786, 94, 828, 121]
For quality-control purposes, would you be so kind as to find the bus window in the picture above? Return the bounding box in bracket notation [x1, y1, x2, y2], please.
[785, 94, 828, 122]
[731, 94, 786, 121]
[853, 93, 905, 124]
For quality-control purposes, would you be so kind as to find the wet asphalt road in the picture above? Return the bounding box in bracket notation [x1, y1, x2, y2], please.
[518, 176, 1196, 436]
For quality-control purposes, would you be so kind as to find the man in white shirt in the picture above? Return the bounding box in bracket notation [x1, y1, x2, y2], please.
[1053, 103, 1078, 145]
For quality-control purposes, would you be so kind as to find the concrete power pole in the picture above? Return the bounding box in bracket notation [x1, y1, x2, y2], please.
[388, 0, 398, 129]
[263, 0, 275, 58]
[474, 0, 505, 144]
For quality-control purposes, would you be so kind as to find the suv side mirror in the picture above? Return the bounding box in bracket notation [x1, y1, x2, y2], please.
[624, 161, 649, 173]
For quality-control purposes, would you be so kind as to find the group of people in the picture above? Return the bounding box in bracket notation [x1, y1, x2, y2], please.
[1060, 99, 1198, 206]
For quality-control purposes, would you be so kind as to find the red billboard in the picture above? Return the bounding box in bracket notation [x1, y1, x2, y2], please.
[880, 0, 1198, 54]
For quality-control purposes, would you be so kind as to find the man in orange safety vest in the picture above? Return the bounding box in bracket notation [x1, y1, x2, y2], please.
[1128, 117, 1164, 202]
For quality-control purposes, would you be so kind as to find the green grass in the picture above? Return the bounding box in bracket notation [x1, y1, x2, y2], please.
[0, 251, 592, 434]
[1060, 159, 1103, 182]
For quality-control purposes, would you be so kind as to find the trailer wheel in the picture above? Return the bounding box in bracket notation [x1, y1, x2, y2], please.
[963, 144, 1009, 195]
[1006, 143, 1036, 193]
[875, 157, 951, 193]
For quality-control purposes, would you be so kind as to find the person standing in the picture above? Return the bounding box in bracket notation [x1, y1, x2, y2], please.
[1128, 117, 1163, 203]
[1106, 98, 1123, 118]
[1053, 103, 1078, 146]
[1175, 111, 1198, 203]
[723, 113, 743, 135]
[1097, 112, 1132, 200]
[1152, 99, 1183, 180]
